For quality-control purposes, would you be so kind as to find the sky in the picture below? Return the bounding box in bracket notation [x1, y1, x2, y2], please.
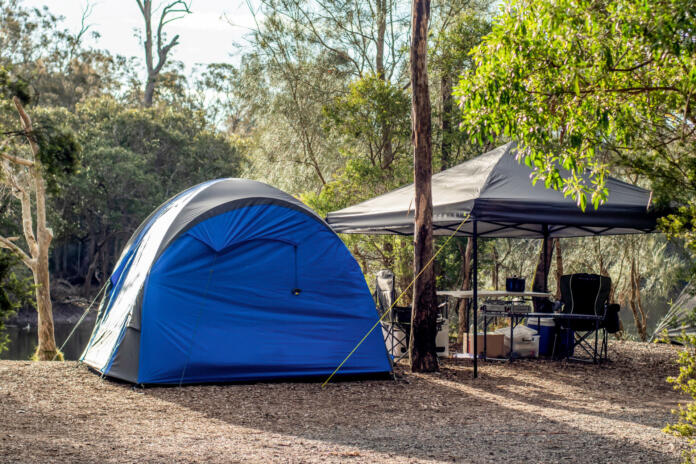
[23, 0, 257, 69]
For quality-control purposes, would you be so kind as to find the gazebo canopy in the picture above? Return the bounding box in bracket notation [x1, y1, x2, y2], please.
[326, 143, 660, 238]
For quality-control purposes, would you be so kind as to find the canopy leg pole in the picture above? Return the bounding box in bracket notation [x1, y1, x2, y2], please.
[473, 220, 478, 378]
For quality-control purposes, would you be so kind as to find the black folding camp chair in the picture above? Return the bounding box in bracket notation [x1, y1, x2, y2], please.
[374, 270, 411, 361]
[558, 273, 621, 362]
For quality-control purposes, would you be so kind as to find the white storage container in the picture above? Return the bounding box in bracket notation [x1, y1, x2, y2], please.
[496, 325, 540, 358]
[436, 323, 449, 357]
[504, 335, 540, 358]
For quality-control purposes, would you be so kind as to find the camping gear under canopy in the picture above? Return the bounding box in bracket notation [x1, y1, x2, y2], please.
[81, 179, 390, 384]
[326, 142, 663, 378]
[326, 143, 659, 238]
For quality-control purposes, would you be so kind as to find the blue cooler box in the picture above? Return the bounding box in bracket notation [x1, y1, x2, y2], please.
[528, 318, 555, 356]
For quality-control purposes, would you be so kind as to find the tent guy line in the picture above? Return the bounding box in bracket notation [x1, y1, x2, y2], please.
[321, 214, 470, 388]
[51, 281, 109, 361]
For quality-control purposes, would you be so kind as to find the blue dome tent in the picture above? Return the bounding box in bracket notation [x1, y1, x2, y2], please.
[81, 179, 391, 384]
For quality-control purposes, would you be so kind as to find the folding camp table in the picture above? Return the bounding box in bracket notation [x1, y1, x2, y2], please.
[480, 310, 607, 363]
[437, 290, 551, 358]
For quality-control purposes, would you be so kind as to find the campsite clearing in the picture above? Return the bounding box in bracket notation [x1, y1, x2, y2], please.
[0, 341, 687, 463]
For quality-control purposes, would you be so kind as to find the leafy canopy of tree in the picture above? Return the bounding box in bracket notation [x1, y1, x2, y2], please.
[455, 0, 696, 212]
[0, 0, 244, 298]
[52, 96, 243, 292]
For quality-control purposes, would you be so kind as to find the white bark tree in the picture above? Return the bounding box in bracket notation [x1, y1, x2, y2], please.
[136, 0, 192, 107]
[0, 97, 59, 360]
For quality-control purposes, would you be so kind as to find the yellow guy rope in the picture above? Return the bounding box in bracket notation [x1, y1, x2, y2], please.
[321, 214, 470, 388]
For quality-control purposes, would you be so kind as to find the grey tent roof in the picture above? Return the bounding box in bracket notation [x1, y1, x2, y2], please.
[326, 143, 661, 238]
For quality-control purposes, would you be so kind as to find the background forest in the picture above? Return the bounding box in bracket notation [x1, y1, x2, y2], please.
[0, 0, 691, 352]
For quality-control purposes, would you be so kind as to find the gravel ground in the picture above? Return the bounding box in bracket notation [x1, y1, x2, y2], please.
[0, 340, 688, 463]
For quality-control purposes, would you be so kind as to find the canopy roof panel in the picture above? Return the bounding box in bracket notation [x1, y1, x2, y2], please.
[326, 143, 661, 238]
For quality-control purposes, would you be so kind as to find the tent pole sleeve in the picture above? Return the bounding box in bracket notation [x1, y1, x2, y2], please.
[473, 220, 478, 379]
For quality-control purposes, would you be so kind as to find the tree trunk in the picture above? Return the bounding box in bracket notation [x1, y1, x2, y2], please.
[532, 237, 554, 311]
[12, 98, 59, 360]
[34, 244, 57, 360]
[141, 0, 155, 107]
[629, 254, 647, 341]
[29, 115, 58, 361]
[456, 238, 473, 345]
[491, 244, 499, 290]
[554, 239, 563, 300]
[375, 0, 395, 170]
[375, 0, 386, 78]
[440, 74, 452, 170]
[409, 0, 437, 373]
[136, 0, 189, 107]
[82, 237, 97, 295]
[597, 238, 617, 304]
[144, 78, 156, 107]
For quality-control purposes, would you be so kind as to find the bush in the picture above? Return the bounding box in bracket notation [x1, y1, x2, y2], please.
[665, 333, 696, 462]
[0, 250, 34, 354]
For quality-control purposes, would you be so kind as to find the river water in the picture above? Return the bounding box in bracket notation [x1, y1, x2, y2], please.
[1, 320, 96, 361]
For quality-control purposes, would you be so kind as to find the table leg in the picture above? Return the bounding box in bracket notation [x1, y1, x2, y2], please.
[509, 315, 514, 362]
[483, 312, 487, 360]
[466, 298, 470, 355]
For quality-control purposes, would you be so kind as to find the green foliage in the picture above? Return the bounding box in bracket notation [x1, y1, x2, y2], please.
[0, 249, 33, 354]
[455, 0, 696, 211]
[33, 113, 82, 192]
[0, 1, 122, 109]
[429, 5, 492, 77]
[0, 66, 31, 104]
[323, 73, 411, 168]
[48, 96, 244, 285]
[665, 334, 696, 462]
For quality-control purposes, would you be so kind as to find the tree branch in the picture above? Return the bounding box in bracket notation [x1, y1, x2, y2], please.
[153, 2, 190, 75]
[609, 58, 653, 73]
[0, 236, 33, 269]
[1, 152, 34, 167]
[530, 86, 680, 97]
[13, 97, 40, 157]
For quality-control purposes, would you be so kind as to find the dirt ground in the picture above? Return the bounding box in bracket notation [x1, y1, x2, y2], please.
[0, 341, 689, 463]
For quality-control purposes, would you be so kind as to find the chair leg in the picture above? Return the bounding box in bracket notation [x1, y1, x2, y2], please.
[602, 329, 608, 362]
[594, 320, 598, 364]
[570, 330, 601, 362]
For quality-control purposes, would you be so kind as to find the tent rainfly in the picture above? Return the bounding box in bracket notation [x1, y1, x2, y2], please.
[326, 142, 662, 378]
[81, 179, 391, 384]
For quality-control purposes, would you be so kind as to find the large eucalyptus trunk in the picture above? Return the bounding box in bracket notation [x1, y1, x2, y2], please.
[409, 0, 438, 372]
